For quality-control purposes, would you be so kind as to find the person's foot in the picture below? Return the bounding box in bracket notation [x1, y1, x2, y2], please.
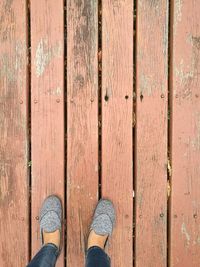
[87, 230, 108, 250]
[87, 199, 116, 250]
[40, 195, 62, 249]
[43, 229, 60, 248]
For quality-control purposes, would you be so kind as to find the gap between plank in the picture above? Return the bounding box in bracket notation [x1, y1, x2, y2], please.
[98, 0, 102, 200]
[133, 0, 137, 265]
[64, 1, 67, 266]
[167, 0, 173, 266]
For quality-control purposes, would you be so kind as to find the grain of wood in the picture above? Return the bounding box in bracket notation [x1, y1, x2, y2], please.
[169, 1, 200, 266]
[0, 1, 29, 266]
[31, 1, 64, 266]
[135, 1, 168, 266]
[67, 0, 98, 266]
[101, 1, 133, 266]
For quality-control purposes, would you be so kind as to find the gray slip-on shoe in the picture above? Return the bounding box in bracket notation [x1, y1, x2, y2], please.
[39, 195, 62, 247]
[90, 199, 116, 236]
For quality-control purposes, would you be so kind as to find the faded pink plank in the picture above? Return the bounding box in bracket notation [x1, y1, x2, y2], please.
[101, 1, 133, 266]
[0, 1, 29, 266]
[31, 1, 64, 267]
[67, 1, 98, 266]
[169, 1, 200, 266]
[135, 1, 168, 266]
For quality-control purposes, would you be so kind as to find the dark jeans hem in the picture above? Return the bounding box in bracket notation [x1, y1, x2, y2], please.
[86, 246, 111, 266]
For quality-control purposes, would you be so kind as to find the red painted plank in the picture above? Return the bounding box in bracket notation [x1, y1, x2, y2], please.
[0, 1, 29, 266]
[31, 1, 64, 266]
[169, 1, 200, 266]
[101, 1, 133, 266]
[135, 1, 168, 266]
[66, 1, 98, 266]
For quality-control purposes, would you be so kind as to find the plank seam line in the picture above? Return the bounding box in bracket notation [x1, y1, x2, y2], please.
[27, 0, 32, 262]
[98, 0, 102, 200]
[133, 0, 137, 265]
[64, 0, 67, 266]
[167, 0, 172, 266]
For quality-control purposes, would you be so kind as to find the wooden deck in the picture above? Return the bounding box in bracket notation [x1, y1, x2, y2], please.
[0, 0, 200, 266]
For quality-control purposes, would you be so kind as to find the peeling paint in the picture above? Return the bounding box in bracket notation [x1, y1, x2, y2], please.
[35, 38, 62, 77]
[181, 222, 190, 245]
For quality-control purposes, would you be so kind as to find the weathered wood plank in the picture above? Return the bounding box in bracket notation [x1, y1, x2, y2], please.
[169, 1, 200, 266]
[0, 1, 29, 266]
[135, 1, 168, 266]
[101, 1, 133, 266]
[66, 1, 98, 266]
[31, 1, 64, 266]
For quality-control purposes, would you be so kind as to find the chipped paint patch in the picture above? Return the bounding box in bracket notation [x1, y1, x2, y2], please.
[187, 34, 200, 51]
[0, 41, 26, 83]
[192, 36, 200, 50]
[5, 0, 13, 11]
[45, 86, 62, 96]
[191, 113, 200, 151]
[140, 74, 152, 96]
[175, 60, 194, 84]
[0, 54, 16, 82]
[174, 0, 183, 34]
[175, 59, 195, 99]
[15, 41, 26, 71]
[163, 10, 169, 77]
[137, 192, 143, 208]
[181, 222, 190, 245]
[35, 38, 62, 77]
[139, 74, 165, 96]
[0, 162, 11, 201]
[149, 0, 159, 8]
[149, 0, 160, 15]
